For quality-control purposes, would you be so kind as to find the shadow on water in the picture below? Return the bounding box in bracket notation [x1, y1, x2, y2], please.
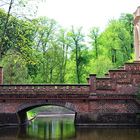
[0, 115, 140, 140]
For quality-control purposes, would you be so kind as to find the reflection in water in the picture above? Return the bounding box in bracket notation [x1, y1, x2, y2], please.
[27, 116, 75, 139]
[0, 115, 140, 140]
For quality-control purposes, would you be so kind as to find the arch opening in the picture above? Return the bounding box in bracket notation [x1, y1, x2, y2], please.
[17, 102, 77, 124]
[27, 105, 75, 119]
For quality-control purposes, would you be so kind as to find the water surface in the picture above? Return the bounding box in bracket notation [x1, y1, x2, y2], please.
[0, 115, 140, 140]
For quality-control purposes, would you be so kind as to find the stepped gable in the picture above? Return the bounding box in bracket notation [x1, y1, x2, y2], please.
[88, 62, 140, 95]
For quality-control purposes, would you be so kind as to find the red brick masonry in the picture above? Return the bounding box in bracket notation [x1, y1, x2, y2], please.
[0, 62, 140, 125]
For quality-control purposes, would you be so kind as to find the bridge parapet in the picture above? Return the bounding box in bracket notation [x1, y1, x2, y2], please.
[0, 84, 90, 94]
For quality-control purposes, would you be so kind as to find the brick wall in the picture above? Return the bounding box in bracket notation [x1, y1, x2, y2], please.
[0, 62, 140, 124]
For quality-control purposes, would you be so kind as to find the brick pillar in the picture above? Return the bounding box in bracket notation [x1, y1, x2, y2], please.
[86, 77, 89, 83]
[89, 74, 96, 92]
[0, 67, 3, 84]
[75, 112, 98, 124]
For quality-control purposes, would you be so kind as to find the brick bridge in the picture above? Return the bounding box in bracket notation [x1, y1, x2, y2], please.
[0, 62, 140, 125]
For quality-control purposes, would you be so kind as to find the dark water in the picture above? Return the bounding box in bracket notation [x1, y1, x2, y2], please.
[0, 115, 140, 140]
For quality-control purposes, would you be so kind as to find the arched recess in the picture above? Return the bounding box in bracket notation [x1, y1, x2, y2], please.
[16, 100, 78, 124]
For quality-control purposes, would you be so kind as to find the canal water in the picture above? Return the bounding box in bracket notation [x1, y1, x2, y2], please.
[0, 115, 140, 140]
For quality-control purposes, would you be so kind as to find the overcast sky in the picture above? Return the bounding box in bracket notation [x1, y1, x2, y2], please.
[37, 0, 140, 31]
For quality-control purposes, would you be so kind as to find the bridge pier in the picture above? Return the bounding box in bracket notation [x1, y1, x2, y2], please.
[0, 113, 20, 125]
[75, 112, 97, 124]
[75, 112, 139, 125]
[0, 112, 27, 125]
[18, 111, 28, 124]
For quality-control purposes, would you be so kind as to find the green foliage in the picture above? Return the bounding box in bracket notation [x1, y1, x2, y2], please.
[89, 27, 100, 59]
[89, 56, 113, 77]
[27, 111, 36, 120]
[1, 49, 29, 84]
[99, 19, 132, 67]
[0, 7, 134, 84]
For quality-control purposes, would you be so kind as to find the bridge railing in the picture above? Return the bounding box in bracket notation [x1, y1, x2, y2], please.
[0, 84, 90, 94]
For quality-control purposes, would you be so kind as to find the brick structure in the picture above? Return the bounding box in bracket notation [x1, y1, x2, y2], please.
[0, 7, 140, 126]
[0, 62, 140, 125]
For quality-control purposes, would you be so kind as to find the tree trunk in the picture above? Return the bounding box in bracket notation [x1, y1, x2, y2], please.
[75, 42, 80, 83]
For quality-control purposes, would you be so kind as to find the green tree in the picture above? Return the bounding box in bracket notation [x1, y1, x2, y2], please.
[0, 8, 36, 60]
[67, 27, 90, 83]
[57, 29, 70, 83]
[119, 13, 134, 55]
[88, 56, 113, 77]
[89, 27, 100, 59]
[1, 49, 29, 84]
[32, 17, 59, 83]
[99, 19, 132, 66]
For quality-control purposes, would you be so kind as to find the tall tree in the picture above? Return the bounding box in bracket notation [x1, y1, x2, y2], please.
[119, 13, 134, 54]
[57, 29, 70, 83]
[32, 17, 59, 83]
[89, 27, 100, 59]
[0, 0, 46, 58]
[99, 19, 132, 66]
[68, 26, 88, 83]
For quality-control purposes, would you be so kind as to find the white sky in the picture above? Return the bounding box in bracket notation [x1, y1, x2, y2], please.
[37, 0, 140, 32]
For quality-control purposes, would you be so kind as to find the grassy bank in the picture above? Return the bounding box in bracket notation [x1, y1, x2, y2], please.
[27, 111, 37, 120]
